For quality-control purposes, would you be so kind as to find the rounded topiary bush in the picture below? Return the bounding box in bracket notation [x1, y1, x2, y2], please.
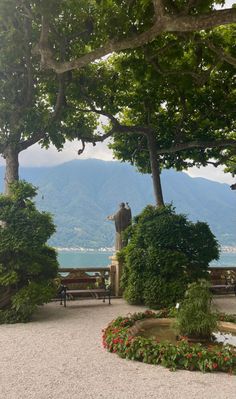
[120, 205, 219, 308]
[0, 181, 59, 323]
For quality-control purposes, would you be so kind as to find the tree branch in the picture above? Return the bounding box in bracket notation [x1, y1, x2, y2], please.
[74, 106, 236, 156]
[77, 129, 116, 151]
[206, 40, 236, 68]
[78, 139, 85, 155]
[166, 9, 236, 32]
[154, 139, 236, 154]
[76, 103, 121, 127]
[0, 143, 6, 154]
[23, 15, 34, 107]
[152, 0, 165, 18]
[35, 8, 236, 73]
[110, 123, 236, 154]
[19, 132, 46, 151]
[53, 73, 67, 118]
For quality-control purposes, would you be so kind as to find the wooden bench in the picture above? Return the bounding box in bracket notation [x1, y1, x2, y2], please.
[209, 268, 236, 295]
[210, 284, 236, 295]
[58, 269, 111, 307]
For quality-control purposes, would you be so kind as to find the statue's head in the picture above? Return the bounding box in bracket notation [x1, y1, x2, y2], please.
[119, 202, 125, 208]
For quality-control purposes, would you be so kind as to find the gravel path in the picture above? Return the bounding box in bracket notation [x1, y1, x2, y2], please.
[0, 298, 236, 399]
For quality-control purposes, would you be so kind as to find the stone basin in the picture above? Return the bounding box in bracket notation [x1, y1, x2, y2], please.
[129, 318, 236, 347]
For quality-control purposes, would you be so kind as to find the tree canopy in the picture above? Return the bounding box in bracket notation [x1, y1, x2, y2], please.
[0, 0, 99, 193]
[108, 35, 236, 171]
[0, 0, 235, 195]
[34, 0, 236, 73]
[63, 24, 235, 204]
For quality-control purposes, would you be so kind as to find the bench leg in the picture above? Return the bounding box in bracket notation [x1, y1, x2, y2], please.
[64, 289, 67, 307]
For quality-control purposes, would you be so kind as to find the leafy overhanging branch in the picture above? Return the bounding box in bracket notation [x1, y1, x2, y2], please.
[35, 5, 236, 73]
[74, 107, 236, 156]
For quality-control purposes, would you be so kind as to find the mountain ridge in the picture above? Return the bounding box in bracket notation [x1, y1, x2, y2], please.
[0, 159, 235, 248]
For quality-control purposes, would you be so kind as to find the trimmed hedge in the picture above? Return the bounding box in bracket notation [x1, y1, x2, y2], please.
[120, 205, 219, 308]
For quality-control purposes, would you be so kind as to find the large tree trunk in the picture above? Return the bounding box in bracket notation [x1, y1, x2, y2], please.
[4, 146, 19, 195]
[146, 132, 164, 207]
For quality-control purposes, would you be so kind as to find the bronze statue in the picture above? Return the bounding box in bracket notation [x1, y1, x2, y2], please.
[107, 202, 132, 251]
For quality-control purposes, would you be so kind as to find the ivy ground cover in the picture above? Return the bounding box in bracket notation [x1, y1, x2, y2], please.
[102, 310, 236, 373]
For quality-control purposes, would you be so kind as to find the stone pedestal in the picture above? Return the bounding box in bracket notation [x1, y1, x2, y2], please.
[109, 254, 123, 297]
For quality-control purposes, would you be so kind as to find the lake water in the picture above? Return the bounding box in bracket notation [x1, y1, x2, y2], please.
[57, 251, 236, 268]
[58, 251, 113, 268]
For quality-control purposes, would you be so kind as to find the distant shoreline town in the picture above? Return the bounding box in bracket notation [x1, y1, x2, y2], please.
[55, 247, 114, 253]
[55, 246, 236, 253]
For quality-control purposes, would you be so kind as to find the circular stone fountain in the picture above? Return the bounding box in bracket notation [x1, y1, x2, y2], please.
[103, 310, 236, 373]
[129, 318, 236, 346]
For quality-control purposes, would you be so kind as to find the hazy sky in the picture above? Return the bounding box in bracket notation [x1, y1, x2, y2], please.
[0, 0, 235, 185]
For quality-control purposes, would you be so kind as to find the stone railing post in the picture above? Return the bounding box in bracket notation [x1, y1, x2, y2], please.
[109, 254, 123, 297]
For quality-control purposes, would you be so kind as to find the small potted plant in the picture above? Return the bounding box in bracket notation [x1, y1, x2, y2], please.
[175, 280, 217, 342]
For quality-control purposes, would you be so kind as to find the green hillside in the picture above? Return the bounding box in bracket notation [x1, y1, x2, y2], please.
[0, 159, 235, 248]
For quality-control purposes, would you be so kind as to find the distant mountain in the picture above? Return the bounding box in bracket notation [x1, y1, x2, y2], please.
[0, 159, 235, 248]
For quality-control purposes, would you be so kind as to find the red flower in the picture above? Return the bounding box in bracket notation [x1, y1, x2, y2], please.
[186, 353, 193, 359]
[197, 352, 202, 358]
[212, 363, 218, 369]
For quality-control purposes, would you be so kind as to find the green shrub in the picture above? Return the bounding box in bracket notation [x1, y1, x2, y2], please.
[143, 275, 185, 308]
[175, 280, 218, 339]
[0, 181, 58, 323]
[120, 205, 219, 308]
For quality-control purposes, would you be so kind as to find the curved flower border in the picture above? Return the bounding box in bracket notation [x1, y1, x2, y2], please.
[102, 310, 236, 373]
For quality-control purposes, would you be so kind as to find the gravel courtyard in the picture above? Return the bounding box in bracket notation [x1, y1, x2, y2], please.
[0, 297, 235, 399]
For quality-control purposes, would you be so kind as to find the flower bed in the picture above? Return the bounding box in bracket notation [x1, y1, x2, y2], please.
[102, 310, 236, 373]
